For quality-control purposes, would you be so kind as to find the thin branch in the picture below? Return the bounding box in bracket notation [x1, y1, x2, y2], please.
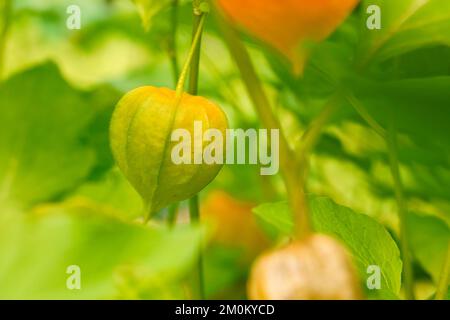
[296, 93, 342, 160]
[387, 115, 415, 300]
[214, 7, 311, 238]
[345, 91, 387, 139]
[168, 0, 180, 85]
[435, 240, 450, 300]
[186, 0, 208, 299]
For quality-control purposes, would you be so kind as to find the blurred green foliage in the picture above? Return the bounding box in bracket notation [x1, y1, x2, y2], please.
[0, 0, 448, 299]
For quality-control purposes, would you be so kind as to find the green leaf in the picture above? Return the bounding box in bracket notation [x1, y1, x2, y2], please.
[253, 201, 293, 239]
[381, 46, 450, 79]
[407, 212, 450, 283]
[359, 0, 450, 64]
[81, 85, 122, 180]
[68, 168, 143, 221]
[253, 196, 402, 294]
[0, 63, 119, 211]
[310, 197, 402, 295]
[0, 200, 203, 299]
[351, 76, 450, 167]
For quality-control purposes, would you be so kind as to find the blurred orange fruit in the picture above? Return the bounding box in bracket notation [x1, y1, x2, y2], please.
[248, 234, 363, 299]
[218, 0, 359, 73]
[202, 191, 269, 259]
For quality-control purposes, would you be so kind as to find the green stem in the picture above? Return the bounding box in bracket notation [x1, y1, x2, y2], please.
[174, 13, 206, 100]
[165, 0, 180, 224]
[214, 8, 311, 238]
[296, 93, 342, 161]
[386, 116, 415, 300]
[167, 202, 179, 227]
[345, 91, 386, 139]
[186, 1, 208, 300]
[188, 12, 203, 95]
[189, 194, 205, 299]
[293, 94, 342, 193]
[168, 0, 179, 85]
[345, 93, 416, 299]
[309, 65, 387, 141]
[435, 240, 450, 300]
[0, 0, 12, 80]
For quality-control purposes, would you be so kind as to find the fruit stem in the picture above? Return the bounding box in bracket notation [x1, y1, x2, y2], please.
[168, 0, 180, 85]
[0, 0, 12, 80]
[189, 194, 205, 299]
[345, 93, 417, 299]
[185, 0, 208, 299]
[166, 0, 181, 225]
[386, 114, 415, 300]
[167, 202, 179, 227]
[188, 8, 203, 95]
[214, 7, 311, 239]
[174, 12, 206, 100]
[435, 240, 450, 300]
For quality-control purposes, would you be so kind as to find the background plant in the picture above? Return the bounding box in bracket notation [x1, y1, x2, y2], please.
[0, 0, 448, 300]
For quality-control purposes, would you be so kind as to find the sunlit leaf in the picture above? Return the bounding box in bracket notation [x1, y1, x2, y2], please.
[0, 63, 118, 210]
[359, 0, 450, 65]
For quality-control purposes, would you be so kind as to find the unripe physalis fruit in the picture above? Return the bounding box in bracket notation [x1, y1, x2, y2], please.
[202, 191, 270, 260]
[218, 0, 359, 74]
[248, 234, 362, 300]
[110, 86, 228, 218]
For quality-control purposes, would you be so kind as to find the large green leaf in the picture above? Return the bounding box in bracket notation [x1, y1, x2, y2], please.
[381, 46, 450, 79]
[0, 200, 203, 299]
[407, 213, 450, 283]
[359, 0, 450, 64]
[253, 196, 402, 295]
[0, 63, 118, 210]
